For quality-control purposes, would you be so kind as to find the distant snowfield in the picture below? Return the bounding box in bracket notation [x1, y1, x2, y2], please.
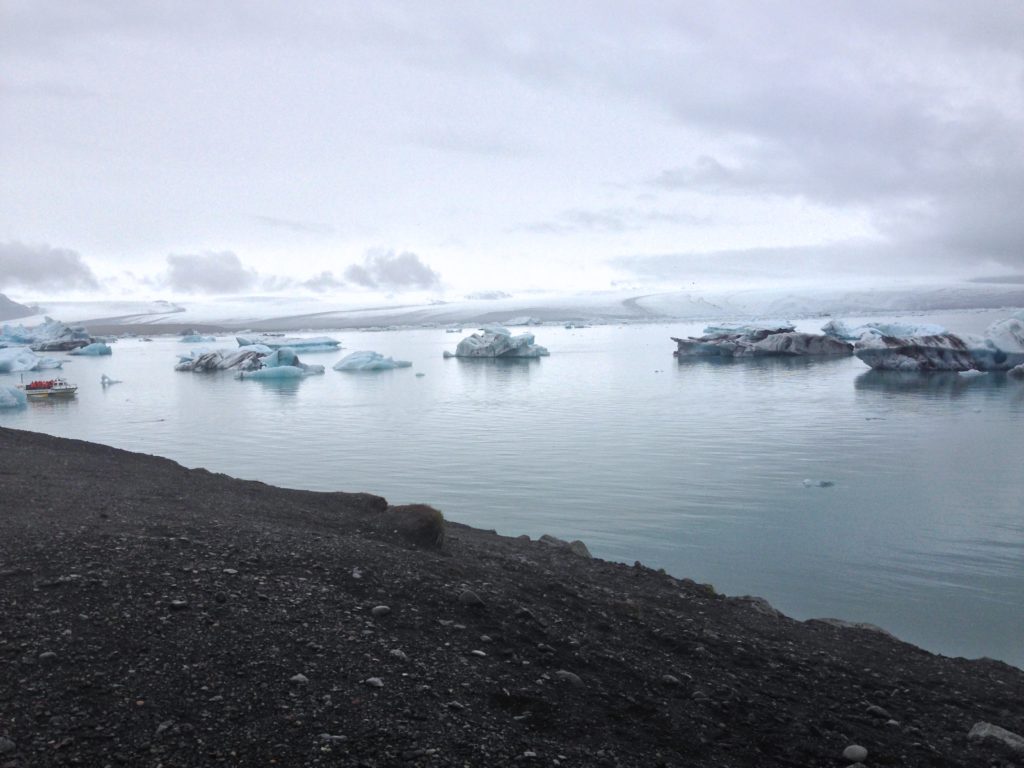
[16, 283, 1024, 332]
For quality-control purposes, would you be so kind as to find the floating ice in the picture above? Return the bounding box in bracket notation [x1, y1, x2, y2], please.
[180, 333, 215, 343]
[1009, 363, 1024, 380]
[0, 385, 27, 408]
[175, 344, 272, 372]
[333, 351, 412, 371]
[673, 328, 852, 358]
[854, 314, 1024, 372]
[504, 316, 543, 326]
[822, 319, 946, 341]
[100, 374, 122, 387]
[68, 342, 112, 356]
[237, 365, 306, 380]
[802, 479, 835, 488]
[444, 325, 550, 358]
[236, 335, 340, 352]
[1, 317, 94, 351]
[237, 346, 324, 379]
[0, 347, 64, 373]
[703, 321, 795, 335]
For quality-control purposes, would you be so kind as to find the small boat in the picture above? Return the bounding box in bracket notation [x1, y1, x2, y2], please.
[18, 377, 78, 399]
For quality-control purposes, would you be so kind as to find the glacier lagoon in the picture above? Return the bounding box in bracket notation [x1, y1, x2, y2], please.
[2, 312, 1022, 667]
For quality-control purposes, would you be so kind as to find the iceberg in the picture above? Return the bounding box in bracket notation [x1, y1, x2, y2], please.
[333, 351, 412, 372]
[237, 346, 324, 379]
[672, 328, 852, 358]
[1009, 363, 1024, 381]
[702, 321, 795, 335]
[444, 325, 550, 359]
[175, 345, 272, 372]
[235, 335, 340, 352]
[854, 315, 1024, 372]
[180, 333, 216, 343]
[100, 374, 122, 387]
[1, 316, 93, 351]
[822, 319, 947, 341]
[0, 385, 27, 408]
[0, 347, 64, 373]
[68, 342, 112, 356]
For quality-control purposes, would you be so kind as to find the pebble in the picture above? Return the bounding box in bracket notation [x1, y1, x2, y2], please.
[842, 744, 868, 762]
[214, 591, 228, 603]
[364, 677, 384, 688]
[319, 733, 348, 743]
[169, 600, 189, 611]
[0, 738, 14, 755]
[389, 649, 409, 661]
[968, 722, 1024, 753]
[866, 704, 892, 719]
[371, 605, 391, 618]
[38, 651, 58, 662]
[661, 674, 680, 686]
[554, 670, 583, 688]
[289, 673, 309, 684]
[470, 650, 487, 657]
[458, 590, 483, 606]
[222, 568, 238, 575]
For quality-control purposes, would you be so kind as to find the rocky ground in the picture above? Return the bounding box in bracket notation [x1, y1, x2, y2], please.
[1, 426, 1023, 767]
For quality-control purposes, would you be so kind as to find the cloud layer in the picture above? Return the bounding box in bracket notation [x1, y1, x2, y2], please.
[164, 252, 258, 294]
[344, 250, 441, 291]
[0, 241, 100, 292]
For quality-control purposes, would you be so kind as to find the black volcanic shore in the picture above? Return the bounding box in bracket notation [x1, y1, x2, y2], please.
[1, 427, 1023, 767]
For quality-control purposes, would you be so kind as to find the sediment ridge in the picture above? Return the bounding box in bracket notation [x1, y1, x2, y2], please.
[1, 426, 1022, 767]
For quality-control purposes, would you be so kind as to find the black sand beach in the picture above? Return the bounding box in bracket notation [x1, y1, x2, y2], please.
[1, 426, 1022, 767]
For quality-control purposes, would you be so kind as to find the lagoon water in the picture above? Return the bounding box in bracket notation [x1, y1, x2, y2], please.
[3, 312, 1023, 667]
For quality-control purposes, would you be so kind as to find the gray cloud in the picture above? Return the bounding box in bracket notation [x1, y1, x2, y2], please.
[164, 251, 258, 293]
[0, 241, 100, 291]
[343, 249, 441, 290]
[302, 271, 347, 292]
[253, 215, 334, 235]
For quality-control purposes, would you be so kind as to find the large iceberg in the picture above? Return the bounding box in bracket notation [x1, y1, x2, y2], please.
[237, 347, 325, 379]
[854, 314, 1024, 372]
[68, 342, 112, 356]
[175, 345, 273, 372]
[444, 325, 550, 358]
[333, 351, 412, 372]
[822, 319, 947, 341]
[0, 347, 64, 373]
[672, 327, 852, 358]
[0, 385, 27, 408]
[1, 317, 93, 351]
[235, 335, 340, 352]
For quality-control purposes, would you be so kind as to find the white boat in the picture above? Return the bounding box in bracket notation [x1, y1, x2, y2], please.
[18, 377, 78, 399]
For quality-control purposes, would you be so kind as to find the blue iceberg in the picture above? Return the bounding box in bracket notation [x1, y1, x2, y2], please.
[237, 346, 325, 379]
[69, 342, 112, 356]
[0, 347, 64, 373]
[823, 319, 946, 341]
[333, 351, 412, 371]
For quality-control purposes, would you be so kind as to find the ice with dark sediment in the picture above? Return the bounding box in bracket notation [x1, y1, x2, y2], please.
[175, 344, 273, 372]
[672, 326, 852, 358]
[822, 319, 947, 341]
[854, 312, 1024, 372]
[444, 325, 550, 358]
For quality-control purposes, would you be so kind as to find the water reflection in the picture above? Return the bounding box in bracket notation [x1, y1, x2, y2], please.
[855, 370, 1017, 397]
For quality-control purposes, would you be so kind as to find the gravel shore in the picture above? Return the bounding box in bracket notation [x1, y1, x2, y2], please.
[1, 426, 1022, 767]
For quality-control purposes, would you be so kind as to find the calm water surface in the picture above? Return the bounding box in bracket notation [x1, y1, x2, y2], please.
[3, 316, 1022, 667]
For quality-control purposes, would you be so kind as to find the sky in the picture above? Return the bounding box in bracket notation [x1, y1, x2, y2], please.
[1, 1, 1022, 303]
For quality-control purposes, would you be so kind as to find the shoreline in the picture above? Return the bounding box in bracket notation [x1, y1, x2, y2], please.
[2, 426, 1023, 766]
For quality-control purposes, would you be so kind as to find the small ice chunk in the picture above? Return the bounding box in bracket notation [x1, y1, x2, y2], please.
[100, 374, 122, 386]
[802, 479, 835, 488]
[333, 351, 412, 371]
[236, 335, 340, 352]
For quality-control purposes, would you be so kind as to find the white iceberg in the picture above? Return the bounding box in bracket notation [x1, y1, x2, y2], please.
[100, 374, 122, 387]
[444, 325, 550, 359]
[333, 351, 412, 372]
[504, 316, 543, 326]
[854, 314, 1024, 372]
[180, 333, 216, 343]
[822, 319, 947, 341]
[1009, 363, 1024, 381]
[0, 317, 94, 351]
[237, 365, 307, 380]
[673, 328, 852, 358]
[235, 335, 340, 352]
[68, 342, 112, 356]
[0, 347, 64, 373]
[703, 321, 795, 335]
[0, 385, 27, 408]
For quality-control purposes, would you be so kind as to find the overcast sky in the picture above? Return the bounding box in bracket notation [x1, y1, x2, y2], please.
[1, 1, 1022, 300]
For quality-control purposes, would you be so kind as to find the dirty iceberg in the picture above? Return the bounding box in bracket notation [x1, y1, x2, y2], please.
[673, 325, 852, 358]
[236, 347, 325, 379]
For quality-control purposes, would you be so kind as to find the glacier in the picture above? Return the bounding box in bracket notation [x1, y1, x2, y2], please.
[333, 351, 412, 371]
[444, 325, 550, 358]
[673, 327, 852, 358]
[854, 314, 1024, 372]
[0, 385, 27, 408]
[0, 347, 64, 373]
[68, 342, 113, 356]
[236, 335, 340, 352]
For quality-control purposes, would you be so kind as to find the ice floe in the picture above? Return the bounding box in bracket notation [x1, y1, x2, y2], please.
[235, 335, 340, 352]
[237, 347, 324, 379]
[333, 351, 412, 371]
[822, 319, 947, 341]
[175, 345, 273, 372]
[1, 317, 93, 351]
[101, 374, 122, 387]
[444, 325, 550, 358]
[673, 328, 852, 358]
